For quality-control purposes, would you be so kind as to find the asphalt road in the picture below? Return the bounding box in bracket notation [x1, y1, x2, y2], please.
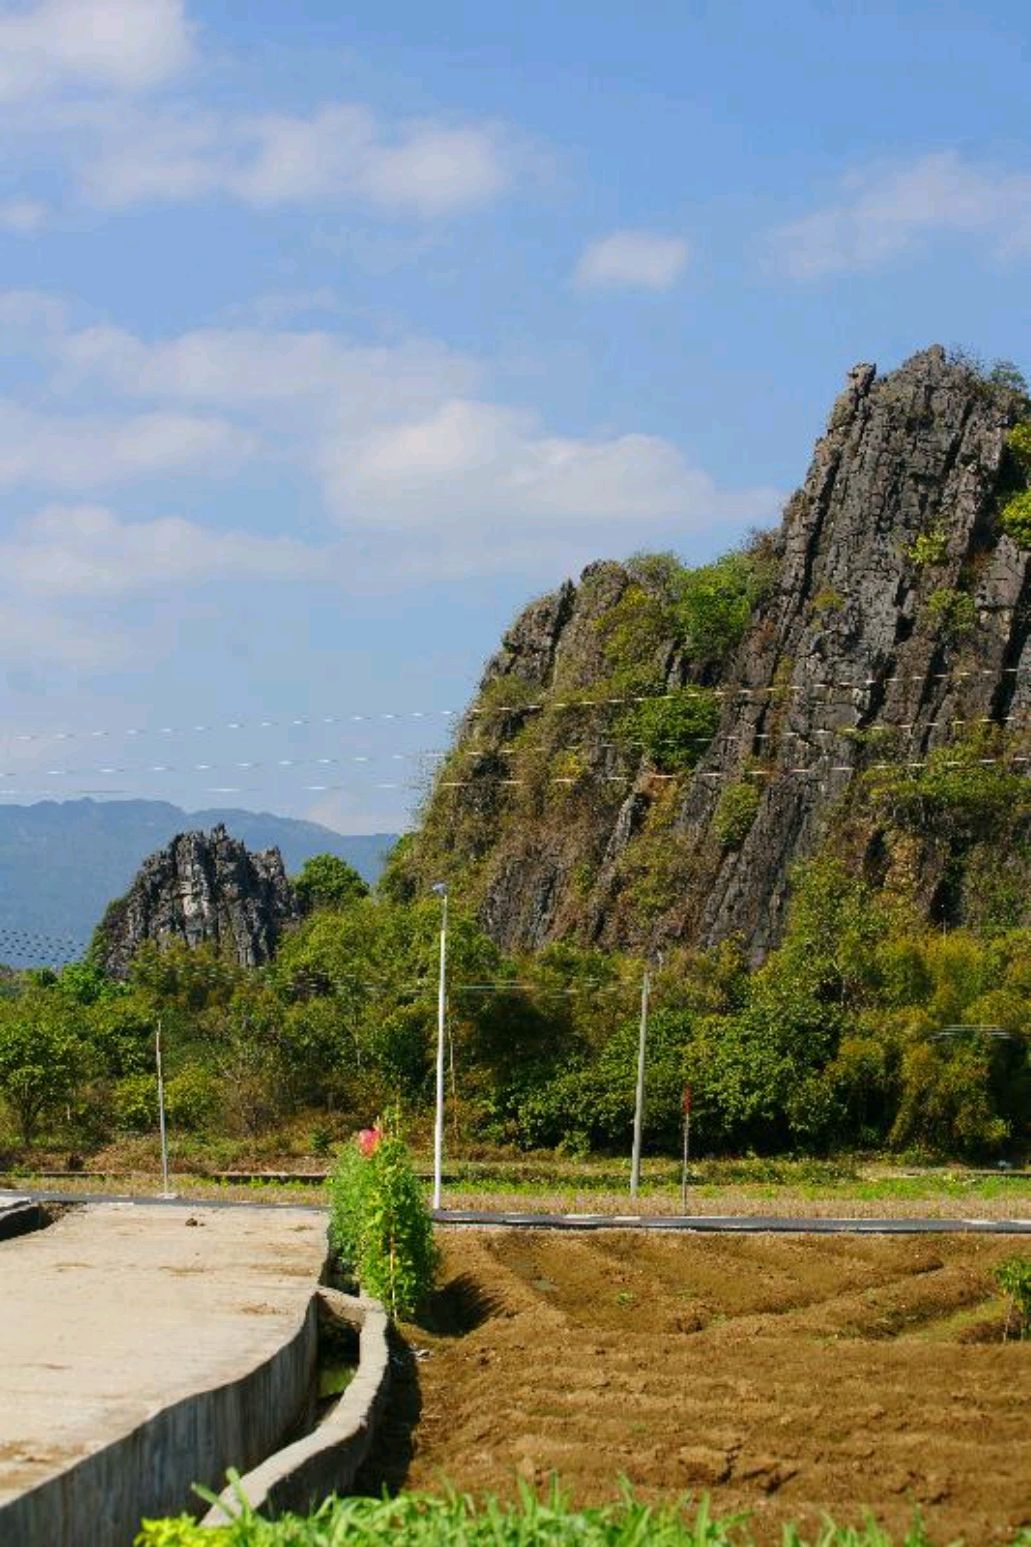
[4, 1189, 1029, 1233]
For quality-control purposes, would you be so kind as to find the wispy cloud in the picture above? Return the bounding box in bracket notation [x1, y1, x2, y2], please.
[0, 504, 319, 597]
[322, 397, 778, 577]
[574, 230, 690, 291]
[0, 290, 782, 585]
[0, 399, 253, 489]
[50, 98, 516, 219]
[0, 199, 47, 233]
[0, 0, 193, 101]
[768, 152, 1031, 279]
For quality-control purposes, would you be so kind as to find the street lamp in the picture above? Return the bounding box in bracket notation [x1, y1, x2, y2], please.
[430, 882, 448, 1210]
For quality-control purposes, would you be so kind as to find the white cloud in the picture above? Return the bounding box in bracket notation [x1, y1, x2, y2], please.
[0, 598, 123, 668]
[768, 152, 1031, 279]
[0, 399, 253, 489]
[0, 198, 47, 233]
[0, 0, 192, 101]
[0, 291, 781, 584]
[53, 320, 478, 419]
[323, 397, 779, 575]
[0, 503, 319, 597]
[77, 99, 511, 217]
[575, 230, 690, 291]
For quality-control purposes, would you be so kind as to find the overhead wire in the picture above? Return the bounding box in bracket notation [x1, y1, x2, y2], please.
[1, 664, 1026, 750]
[2, 712, 1028, 793]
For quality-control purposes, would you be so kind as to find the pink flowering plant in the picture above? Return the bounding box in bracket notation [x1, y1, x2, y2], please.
[328, 1109, 437, 1320]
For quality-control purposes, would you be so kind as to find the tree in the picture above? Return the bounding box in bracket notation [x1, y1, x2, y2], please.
[0, 990, 83, 1145]
[294, 853, 370, 914]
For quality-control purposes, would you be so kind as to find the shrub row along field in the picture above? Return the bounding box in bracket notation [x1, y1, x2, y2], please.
[1, 853, 1029, 1167]
[136, 1485, 1031, 1546]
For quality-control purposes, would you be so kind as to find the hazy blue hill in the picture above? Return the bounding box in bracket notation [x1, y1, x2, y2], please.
[0, 799, 397, 958]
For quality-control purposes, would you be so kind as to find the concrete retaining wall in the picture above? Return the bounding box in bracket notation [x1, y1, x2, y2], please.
[0, 1297, 319, 1547]
[0, 1194, 42, 1241]
[202, 1288, 391, 1525]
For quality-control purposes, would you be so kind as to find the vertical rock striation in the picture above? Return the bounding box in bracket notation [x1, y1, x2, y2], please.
[394, 347, 1031, 957]
[669, 347, 1030, 952]
[97, 825, 299, 977]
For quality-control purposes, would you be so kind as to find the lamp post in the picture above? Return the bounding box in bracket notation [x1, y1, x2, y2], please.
[629, 968, 650, 1201]
[155, 1019, 172, 1199]
[431, 882, 448, 1210]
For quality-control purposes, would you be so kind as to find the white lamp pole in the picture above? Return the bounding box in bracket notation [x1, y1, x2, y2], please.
[155, 1018, 172, 1199]
[431, 883, 448, 1210]
[629, 968, 650, 1200]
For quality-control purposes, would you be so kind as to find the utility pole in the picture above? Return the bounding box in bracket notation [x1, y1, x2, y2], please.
[681, 1085, 692, 1214]
[629, 968, 650, 1200]
[431, 882, 448, 1210]
[155, 1019, 172, 1199]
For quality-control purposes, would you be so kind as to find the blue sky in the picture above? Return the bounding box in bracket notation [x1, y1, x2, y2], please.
[0, 0, 1028, 835]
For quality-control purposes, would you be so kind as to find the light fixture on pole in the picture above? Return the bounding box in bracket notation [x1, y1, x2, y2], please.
[430, 882, 449, 1211]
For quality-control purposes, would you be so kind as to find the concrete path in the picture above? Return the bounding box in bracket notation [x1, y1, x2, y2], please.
[0, 1197, 327, 1542]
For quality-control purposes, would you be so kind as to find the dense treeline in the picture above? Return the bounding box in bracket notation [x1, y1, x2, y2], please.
[0, 852, 1027, 1162]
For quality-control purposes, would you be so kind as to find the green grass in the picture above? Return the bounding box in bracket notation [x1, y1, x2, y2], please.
[6, 1155, 1028, 1218]
[135, 1482, 1031, 1546]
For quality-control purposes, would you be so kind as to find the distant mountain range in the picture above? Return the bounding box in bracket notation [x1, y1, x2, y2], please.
[0, 799, 397, 963]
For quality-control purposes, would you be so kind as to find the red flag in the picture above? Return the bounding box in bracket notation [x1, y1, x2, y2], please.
[682, 1085, 692, 1115]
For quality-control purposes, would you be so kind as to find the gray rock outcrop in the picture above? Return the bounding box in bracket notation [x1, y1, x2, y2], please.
[97, 825, 299, 977]
[393, 347, 1031, 958]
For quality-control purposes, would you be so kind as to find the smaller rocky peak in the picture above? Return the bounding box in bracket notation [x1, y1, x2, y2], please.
[483, 579, 577, 691]
[96, 825, 299, 978]
[826, 360, 876, 432]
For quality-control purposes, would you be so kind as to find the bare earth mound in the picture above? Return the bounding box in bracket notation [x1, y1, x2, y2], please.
[371, 1231, 1031, 1543]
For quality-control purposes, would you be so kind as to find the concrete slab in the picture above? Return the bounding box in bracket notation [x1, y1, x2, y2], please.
[0, 1201, 327, 1544]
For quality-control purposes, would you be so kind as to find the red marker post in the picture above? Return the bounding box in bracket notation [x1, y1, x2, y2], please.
[680, 1084, 692, 1214]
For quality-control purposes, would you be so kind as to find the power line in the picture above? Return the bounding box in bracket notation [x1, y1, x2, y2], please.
[3, 713, 1028, 791]
[1, 665, 1026, 749]
[3, 748, 1030, 806]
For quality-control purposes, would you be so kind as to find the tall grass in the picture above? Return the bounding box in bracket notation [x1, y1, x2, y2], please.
[135, 1481, 1031, 1546]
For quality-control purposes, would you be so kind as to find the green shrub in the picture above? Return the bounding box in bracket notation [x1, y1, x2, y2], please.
[113, 1073, 158, 1132]
[906, 526, 948, 567]
[328, 1114, 438, 1319]
[713, 782, 760, 849]
[994, 1254, 1031, 1340]
[1000, 489, 1031, 547]
[1007, 421, 1031, 468]
[0, 989, 84, 1145]
[630, 689, 721, 772]
[165, 1066, 219, 1131]
[294, 854, 369, 914]
[812, 586, 845, 615]
[926, 587, 976, 640]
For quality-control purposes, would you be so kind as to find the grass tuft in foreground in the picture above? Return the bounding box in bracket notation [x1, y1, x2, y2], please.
[135, 1481, 1031, 1546]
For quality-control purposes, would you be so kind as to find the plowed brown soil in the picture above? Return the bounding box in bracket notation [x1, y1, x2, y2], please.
[366, 1231, 1031, 1543]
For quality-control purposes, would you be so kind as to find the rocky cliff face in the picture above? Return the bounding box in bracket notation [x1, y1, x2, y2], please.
[97, 825, 300, 977]
[393, 348, 1031, 957]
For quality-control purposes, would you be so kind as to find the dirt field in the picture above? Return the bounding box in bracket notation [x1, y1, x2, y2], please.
[362, 1230, 1031, 1544]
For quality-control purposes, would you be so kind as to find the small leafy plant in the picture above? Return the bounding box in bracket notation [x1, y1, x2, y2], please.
[999, 490, 1031, 548]
[906, 526, 949, 567]
[926, 587, 976, 641]
[713, 781, 761, 850]
[994, 1253, 1031, 1340]
[328, 1111, 438, 1320]
[135, 1480, 976, 1546]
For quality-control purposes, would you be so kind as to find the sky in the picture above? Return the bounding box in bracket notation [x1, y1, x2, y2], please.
[0, 0, 1029, 837]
